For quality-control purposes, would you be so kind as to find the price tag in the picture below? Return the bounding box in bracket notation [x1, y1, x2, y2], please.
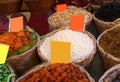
[50, 41, 70, 64]
[0, 44, 9, 64]
[10, 16, 23, 32]
[70, 16, 84, 32]
[57, 4, 67, 12]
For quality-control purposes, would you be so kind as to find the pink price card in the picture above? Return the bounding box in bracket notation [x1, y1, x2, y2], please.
[10, 16, 23, 32]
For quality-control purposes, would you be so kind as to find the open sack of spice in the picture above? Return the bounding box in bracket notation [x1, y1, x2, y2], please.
[0, 63, 15, 82]
[16, 63, 95, 82]
[93, 2, 120, 35]
[97, 24, 120, 70]
[89, 0, 120, 12]
[37, 27, 96, 69]
[48, 6, 92, 31]
[99, 64, 120, 82]
[0, 26, 40, 76]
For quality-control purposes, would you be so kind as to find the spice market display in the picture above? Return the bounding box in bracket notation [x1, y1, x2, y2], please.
[0, 0, 120, 82]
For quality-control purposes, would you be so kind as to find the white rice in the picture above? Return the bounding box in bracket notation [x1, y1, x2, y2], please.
[40, 29, 94, 62]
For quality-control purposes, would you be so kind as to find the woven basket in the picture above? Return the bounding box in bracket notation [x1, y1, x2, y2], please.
[48, 6, 93, 31]
[0, 0, 22, 15]
[90, 4, 100, 12]
[97, 24, 120, 70]
[93, 12, 120, 35]
[6, 26, 40, 76]
[25, 0, 55, 13]
[37, 27, 96, 69]
[99, 64, 120, 82]
[16, 63, 95, 82]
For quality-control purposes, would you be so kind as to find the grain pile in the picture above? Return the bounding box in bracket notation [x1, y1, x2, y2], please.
[40, 29, 94, 62]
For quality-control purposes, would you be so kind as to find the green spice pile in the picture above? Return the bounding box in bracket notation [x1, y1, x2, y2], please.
[95, 2, 120, 22]
[99, 27, 120, 58]
[0, 64, 15, 82]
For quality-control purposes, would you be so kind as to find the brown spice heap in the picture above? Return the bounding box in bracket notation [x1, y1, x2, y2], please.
[19, 63, 89, 82]
[99, 27, 120, 58]
[0, 31, 30, 52]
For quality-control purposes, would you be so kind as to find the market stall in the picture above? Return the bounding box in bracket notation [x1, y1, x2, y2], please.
[0, 0, 120, 82]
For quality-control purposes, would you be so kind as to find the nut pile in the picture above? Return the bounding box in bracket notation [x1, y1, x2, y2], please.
[48, 6, 92, 27]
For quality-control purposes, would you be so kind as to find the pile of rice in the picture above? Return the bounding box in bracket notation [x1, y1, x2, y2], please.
[40, 29, 94, 62]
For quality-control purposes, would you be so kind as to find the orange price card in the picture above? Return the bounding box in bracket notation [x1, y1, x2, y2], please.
[10, 16, 23, 32]
[70, 16, 85, 32]
[57, 4, 67, 12]
[0, 44, 9, 64]
[50, 40, 71, 64]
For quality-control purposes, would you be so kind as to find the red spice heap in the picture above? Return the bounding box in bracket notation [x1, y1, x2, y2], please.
[19, 63, 89, 82]
[0, 31, 30, 52]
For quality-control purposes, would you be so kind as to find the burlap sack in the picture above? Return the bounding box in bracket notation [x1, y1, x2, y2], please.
[0, 0, 22, 15]
[24, 0, 55, 13]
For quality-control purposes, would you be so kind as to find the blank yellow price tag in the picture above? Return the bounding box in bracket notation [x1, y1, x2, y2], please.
[0, 44, 9, 64]
[50, 41, 71, 64]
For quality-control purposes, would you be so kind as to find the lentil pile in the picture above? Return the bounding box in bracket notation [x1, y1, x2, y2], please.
[95, 2, 120, 22]
[99, 27, 120, 58]
[103, 68, 120, 82]
[19, 63, 89, 82]
[40, 29, 94, 62]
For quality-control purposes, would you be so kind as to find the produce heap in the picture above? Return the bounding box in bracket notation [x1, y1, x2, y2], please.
[19, 63, 89, 82]
[95, 2, 120, 22]
[0, 31, 37, 57]
[99, 27, 120, 58]
[0, 64, 15, 82]
[40, 29, 94, 62]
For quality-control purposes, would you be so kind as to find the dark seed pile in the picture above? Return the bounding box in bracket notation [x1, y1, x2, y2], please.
[95, 2, 120, 22]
